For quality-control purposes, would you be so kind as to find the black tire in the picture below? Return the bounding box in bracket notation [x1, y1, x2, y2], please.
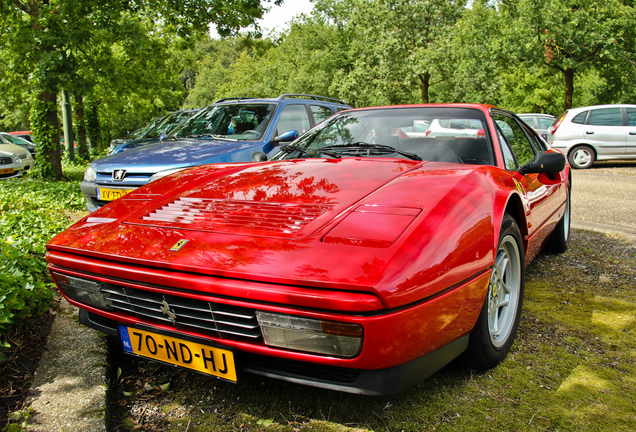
[465, 214, 524, 370]
[545, 187, 571, 253]
[568, 145, 595, 169]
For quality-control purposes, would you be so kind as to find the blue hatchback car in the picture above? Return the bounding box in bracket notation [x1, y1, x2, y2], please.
[81, 94, 351, 211]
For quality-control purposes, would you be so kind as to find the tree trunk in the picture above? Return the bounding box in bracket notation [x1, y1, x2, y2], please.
[418, 72, 431, 104]
[563, 68, 574, 111]
[86, 102, 102, 154]
[74, 94, 89, 160]
[33, 89, 63, 180]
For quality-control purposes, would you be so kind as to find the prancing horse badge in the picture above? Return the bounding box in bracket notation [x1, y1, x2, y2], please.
[170, 239, 189, 251]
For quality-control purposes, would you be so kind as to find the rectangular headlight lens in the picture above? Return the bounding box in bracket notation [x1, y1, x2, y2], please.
[256, 311, 363, 358]
[51, 272, 112, 310]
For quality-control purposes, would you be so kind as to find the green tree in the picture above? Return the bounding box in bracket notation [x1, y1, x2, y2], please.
[0, 0, 279, 179]
[185, 36, 276, 106]
[317, 0, 466, 106]
[501, 0, 636, 110]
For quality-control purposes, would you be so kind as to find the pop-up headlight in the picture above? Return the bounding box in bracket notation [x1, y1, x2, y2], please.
[51, 272, 112, 310]
[323, 205, 421, 248]
[256, 311, 363, 358]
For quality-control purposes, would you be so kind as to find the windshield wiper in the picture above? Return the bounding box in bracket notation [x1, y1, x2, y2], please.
[280, 144, 340, 159]
[185, 133, 233, 140]
[320, 142, 422, 161]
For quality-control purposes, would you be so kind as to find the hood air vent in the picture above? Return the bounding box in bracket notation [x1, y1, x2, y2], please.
[139, 197, 333, 236]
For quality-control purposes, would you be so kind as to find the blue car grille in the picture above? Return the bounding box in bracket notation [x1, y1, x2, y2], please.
[95, 172, 153, 186]
[101, 284, 262, 341]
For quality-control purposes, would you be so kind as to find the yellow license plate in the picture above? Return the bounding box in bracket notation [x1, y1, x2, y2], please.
[97, 187, 134, 201]
[0, 168, 14, 175]
[118, 326, 237, 381]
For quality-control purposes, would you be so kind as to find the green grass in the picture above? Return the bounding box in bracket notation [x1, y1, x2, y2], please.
[109, 230, 636, 432]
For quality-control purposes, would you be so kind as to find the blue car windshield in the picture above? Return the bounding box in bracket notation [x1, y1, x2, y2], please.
[173, 103, 276, 140]
[145, 111, 197, 139]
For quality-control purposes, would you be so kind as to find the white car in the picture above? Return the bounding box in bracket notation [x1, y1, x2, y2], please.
[424, 118, 485, 138]
[0, 142, 34, 178]
[547, 104, 636, 169]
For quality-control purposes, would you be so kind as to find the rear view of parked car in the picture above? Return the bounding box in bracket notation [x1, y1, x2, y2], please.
[518, 114, 555, 141]
[548, 104, 636, 169]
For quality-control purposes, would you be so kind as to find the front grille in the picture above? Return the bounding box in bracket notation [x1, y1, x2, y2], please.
[102, 285, 262, 341]
[0, 156, 12, 165]
[142, 197, 332, 234]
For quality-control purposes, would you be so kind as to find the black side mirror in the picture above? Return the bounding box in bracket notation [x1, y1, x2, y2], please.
[272, 130, 299, 145]
[519, 152, 566, 175]
[252, 151, 268, 162]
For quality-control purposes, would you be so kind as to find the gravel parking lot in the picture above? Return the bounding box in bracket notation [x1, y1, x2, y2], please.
[571, 160, 636, 241]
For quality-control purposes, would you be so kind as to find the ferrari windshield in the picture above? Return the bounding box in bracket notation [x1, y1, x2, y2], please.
[173, 103, 276, 140]
[274, 107, 494, 165]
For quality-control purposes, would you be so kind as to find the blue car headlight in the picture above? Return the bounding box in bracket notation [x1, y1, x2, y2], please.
[84, 164, 97, 182]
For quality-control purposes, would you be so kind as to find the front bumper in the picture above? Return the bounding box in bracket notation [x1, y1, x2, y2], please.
[48, 249, 489, 395]
[80, 309, 468, 395]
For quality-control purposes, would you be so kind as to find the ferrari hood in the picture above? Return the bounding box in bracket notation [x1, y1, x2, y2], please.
[122, 158, 421, 240]
[49, 158, 494, 303]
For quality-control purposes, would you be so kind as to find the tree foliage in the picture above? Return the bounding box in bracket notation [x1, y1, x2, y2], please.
[0, 0, 279, 178]
[498, 0, 636, 111]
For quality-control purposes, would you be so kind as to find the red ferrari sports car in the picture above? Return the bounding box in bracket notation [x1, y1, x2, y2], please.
[47, 104, 571, 395]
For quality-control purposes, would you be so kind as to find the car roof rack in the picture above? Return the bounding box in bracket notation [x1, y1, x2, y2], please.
[277, 94, 349, 105]
[214, 96, 253, 104]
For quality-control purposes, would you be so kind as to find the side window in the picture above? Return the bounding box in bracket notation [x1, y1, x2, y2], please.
[497, 129, 517, 170]
[572, 111, 588, 124]
[626, 108, 636, 126]
[588, 108, 622, 126]
[309, 105, 335, 124]
[537, 117, 554, 129]
[519, 117, 535, 128]
[275, 105, 311, 135]
[493, 113, 537, 169]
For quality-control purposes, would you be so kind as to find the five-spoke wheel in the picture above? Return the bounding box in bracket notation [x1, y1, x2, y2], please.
[465, 213, 524, 369]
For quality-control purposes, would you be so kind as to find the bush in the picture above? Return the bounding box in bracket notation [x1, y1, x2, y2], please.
[0, 165, 87, 360]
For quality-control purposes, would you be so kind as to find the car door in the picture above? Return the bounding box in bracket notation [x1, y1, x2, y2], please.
[492, 112, 565, 251]
[625, 107, 636, 157]
[274, 104, 312, 136]
[584, 107, 626, 157]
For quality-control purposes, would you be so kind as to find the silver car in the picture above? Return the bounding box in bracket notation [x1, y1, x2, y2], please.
[518, 113, 555, 142]
[547, 104, 636, 169]
[0, 140, 34, 177]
